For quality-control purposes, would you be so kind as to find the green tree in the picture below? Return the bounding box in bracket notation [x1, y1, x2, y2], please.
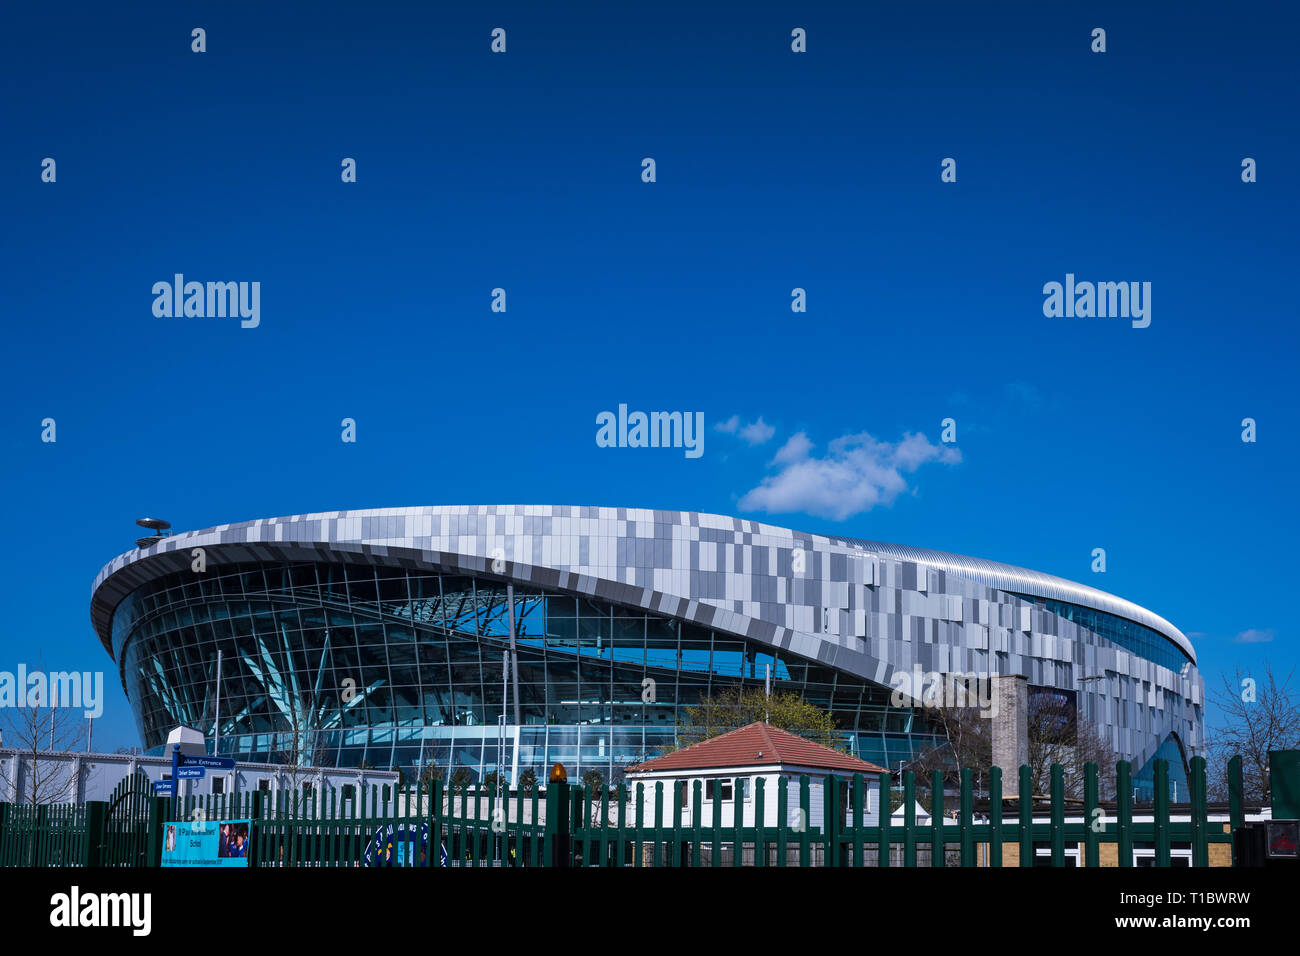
[517, 768, 538, 793]
[676, 685, 839, 749]
[481, 770, 508, 795]
[581, 769, 604, 795]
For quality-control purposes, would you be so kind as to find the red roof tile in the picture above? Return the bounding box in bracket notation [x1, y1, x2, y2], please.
[625, 722, 887, 775]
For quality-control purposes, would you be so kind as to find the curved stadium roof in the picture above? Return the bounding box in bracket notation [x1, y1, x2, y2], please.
[91, 505, 1194, 666]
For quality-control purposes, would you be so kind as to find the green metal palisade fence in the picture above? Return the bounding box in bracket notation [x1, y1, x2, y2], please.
[0, 756, 1247, 868]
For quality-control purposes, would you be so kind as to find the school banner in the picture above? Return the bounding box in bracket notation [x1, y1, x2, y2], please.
[160, 819, 252, 867]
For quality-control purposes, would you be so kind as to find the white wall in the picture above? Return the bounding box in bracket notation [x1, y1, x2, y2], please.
[628, 767, 881, 829]
[0, 748, 398, 805]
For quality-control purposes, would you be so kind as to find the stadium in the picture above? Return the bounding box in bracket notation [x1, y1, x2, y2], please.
[90, 506, 1203, 797]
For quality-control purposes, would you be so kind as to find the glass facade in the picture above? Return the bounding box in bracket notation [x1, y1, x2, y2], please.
[1008, 593, 1194, 672]
[1132, 734, 1191, 805]
[111, 561, 944, 782]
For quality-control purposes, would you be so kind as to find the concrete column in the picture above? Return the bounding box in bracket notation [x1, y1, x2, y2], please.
[992, 675, 1029, 788]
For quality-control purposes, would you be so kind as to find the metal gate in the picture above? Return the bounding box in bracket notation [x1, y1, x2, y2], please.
[100, 772, 154, 867]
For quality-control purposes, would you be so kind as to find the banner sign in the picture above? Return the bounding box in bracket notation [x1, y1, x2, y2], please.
[180, 755, 236, 770]
[362, 822, 446, 867]
[161, 818, 252, 867]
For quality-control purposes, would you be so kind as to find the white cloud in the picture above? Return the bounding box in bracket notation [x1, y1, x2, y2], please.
[716, 415, 775, 445]
[738, 417, 775, 445]
[1234, 628, 1275, 644]
[772, 431, 813, 464]
[738, 430, 961, 521]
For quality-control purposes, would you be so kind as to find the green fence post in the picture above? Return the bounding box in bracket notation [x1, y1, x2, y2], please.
[577, 783, 588, 868]
[1018, 765, 1032, 868]
[530, 782, 541, 867]
[691, 780, 702, 867]
[798, 775, 811, 867]
[602, 785, 613, 867]
[672, 781, 684, 868]
[825, 773, 840, 868]
[959, 768, 973, 867]
[930, 770, 945, 867]
[478, 785, 488, 868]
[852, 773, 864, 868]
[34, 804, 49, 866]
[1083, 762, 1099, 868]
[1049, 764, 1065, 867]
[988, 766, 1002, 868]
[1116, 761, 1133, 867]
[710, 780, 721, 866]
[429, 779, 443, 868]
[1154, 759, 1170, 867]
[878, 771, 892, 868]
[83, 800, 107, 868]
[615, 783, 627, 868]
[248, 790, 263, 869]
[1227, 755, 1244, 866]
[755, 777, 767, 868]
[486, 784, 498, 867]
[543, 778, 570, 867]
[633, 782, 645, 868]
[326, 786, 337, 868]
[903, 770, 916, 867]
[0, 802, 8, 865]
[776, 776, 788, 867]
[652, 781, 663, 868]
[733, 775, 744, 867]
[146, 795, 169, 867]
[1190, 756, 1208, 867]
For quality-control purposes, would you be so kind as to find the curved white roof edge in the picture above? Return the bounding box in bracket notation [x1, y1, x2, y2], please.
[828, 534, 1192, 662]
[91, 505, 1194, 664]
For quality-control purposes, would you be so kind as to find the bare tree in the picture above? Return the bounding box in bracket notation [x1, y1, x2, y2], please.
[905, 681, 1115, 801]
[904, 699, 991, 796]
[268, 693, 328, 819]
[1025, 692, 1116, 800]
[1206, 662, 1300, 804]
[0, 684, 90, 804]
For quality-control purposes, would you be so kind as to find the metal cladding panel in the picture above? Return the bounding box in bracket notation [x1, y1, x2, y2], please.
[90, 505, 1202, 766]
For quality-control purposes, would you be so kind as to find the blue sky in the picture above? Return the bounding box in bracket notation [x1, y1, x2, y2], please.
[1, 1, 1296, 751]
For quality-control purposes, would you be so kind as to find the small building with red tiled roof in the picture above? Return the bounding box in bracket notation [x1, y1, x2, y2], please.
[624, 722, 888, 829]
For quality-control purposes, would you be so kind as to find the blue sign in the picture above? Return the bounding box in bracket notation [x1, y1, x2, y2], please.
[363, 822, 445, 867]
[152, 780, 175, 795]
[161, 818, 251, 867]
[176, 766, 206, 779]
[180, 755, 236, 770]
